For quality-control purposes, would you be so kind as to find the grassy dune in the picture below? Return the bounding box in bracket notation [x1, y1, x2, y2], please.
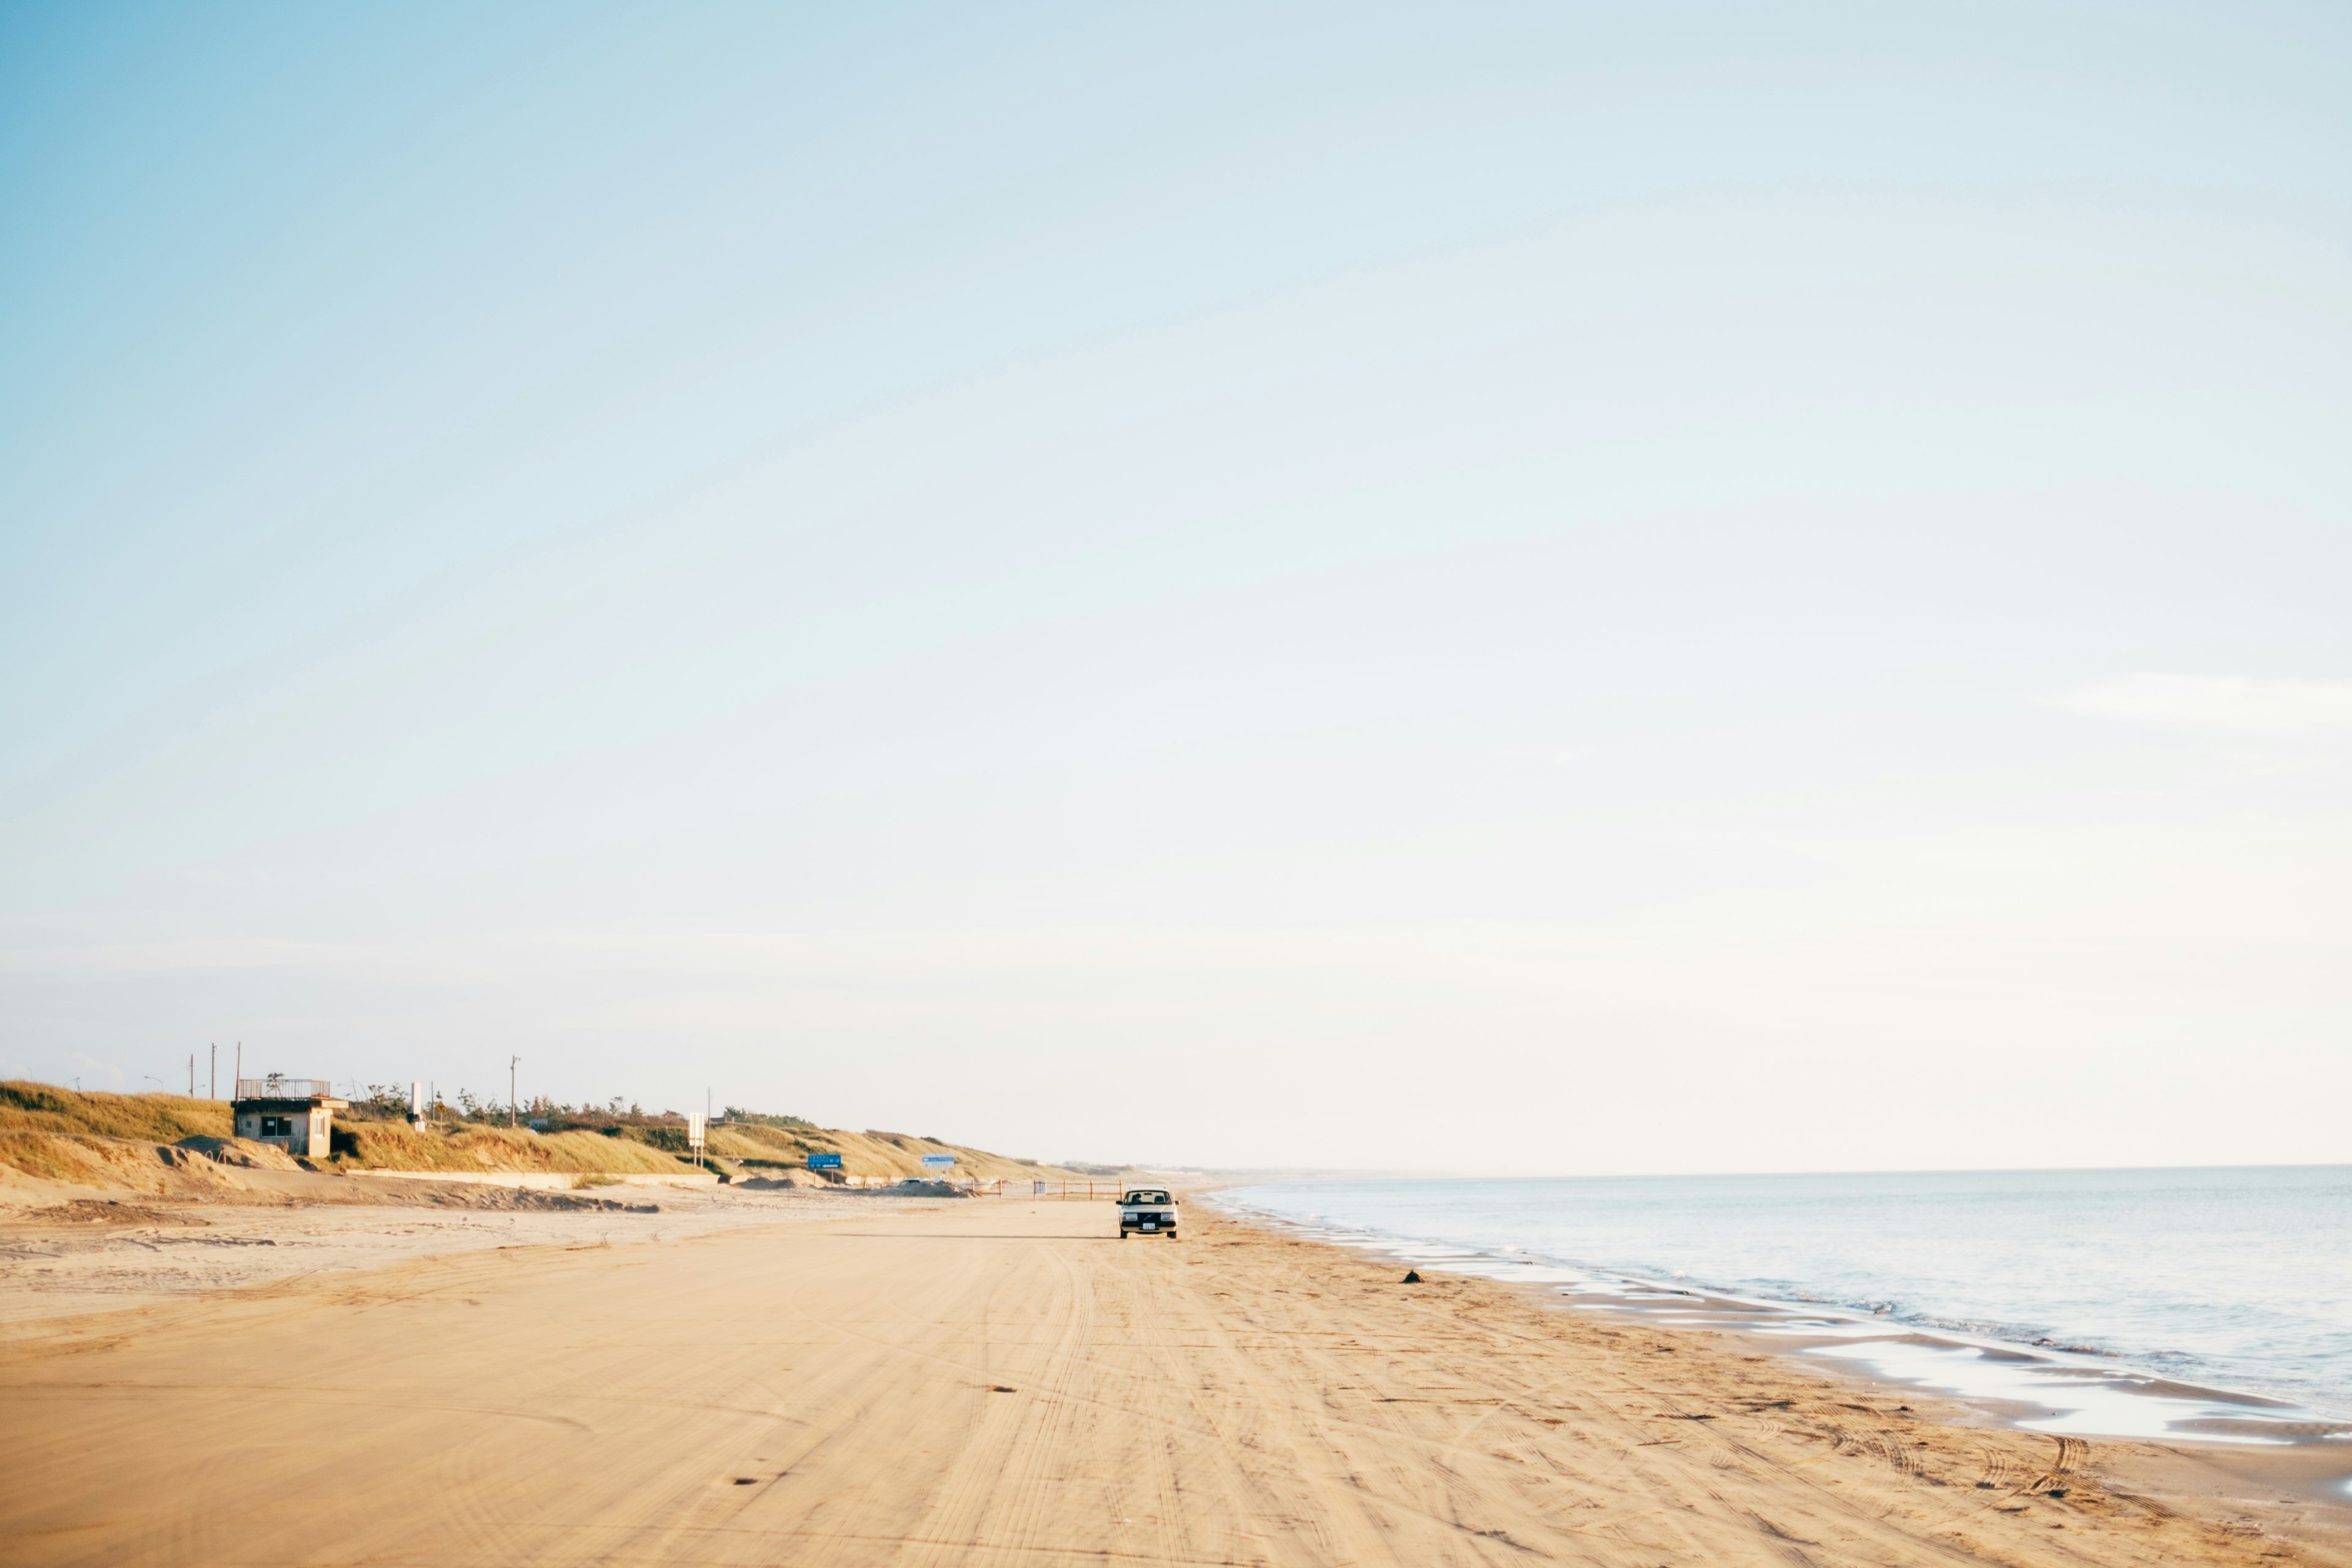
[0, 1081, 1090, 1188]
[0, 1082, 235, 1185]
[334, 1121, 692, 1175]
[704, 1121, 1080, 1183]
[1, 1082, 231, 1144]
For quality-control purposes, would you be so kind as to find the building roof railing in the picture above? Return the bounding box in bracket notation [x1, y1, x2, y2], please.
[234, 1077, 336, 1101]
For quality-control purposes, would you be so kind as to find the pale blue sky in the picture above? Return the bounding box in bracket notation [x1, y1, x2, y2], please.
[3, 3, 2348, 1170]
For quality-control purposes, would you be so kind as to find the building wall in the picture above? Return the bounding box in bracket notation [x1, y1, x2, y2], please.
[233, 1102, 330, 1156]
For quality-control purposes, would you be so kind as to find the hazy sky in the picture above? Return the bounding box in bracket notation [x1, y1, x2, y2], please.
[4, 2, 2349, 1172]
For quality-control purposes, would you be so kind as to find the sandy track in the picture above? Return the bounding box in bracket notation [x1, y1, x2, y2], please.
[0, 1199, 2333, 1566]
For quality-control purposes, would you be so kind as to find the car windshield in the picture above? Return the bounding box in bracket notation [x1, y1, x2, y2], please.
[1126, 1190, 1170, 1204]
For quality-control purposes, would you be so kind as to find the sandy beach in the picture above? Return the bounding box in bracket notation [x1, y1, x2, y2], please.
[0, 1179, 948, 1329]
[0, 1191, 2342, 1567]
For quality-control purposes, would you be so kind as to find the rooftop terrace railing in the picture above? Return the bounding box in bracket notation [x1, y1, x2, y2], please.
[234, 1077, 334, 1101]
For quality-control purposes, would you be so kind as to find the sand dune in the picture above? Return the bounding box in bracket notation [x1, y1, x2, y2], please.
[0, 1197, 2339, 1566]
[0, 1082, 1085, 1189]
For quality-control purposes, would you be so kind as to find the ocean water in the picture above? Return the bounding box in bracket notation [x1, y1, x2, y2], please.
[1218, 1166, 2352, 1430]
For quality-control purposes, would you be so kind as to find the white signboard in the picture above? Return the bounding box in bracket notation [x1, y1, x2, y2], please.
[686, 1112, 706, 1148]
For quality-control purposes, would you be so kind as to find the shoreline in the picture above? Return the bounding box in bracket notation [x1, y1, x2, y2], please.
[1202, 1194, 2352, 1554]
[1, 1183, 2346, 1563]
[1531, 1274, 2352, 1523]
[1205, 1180, 2352, 1449]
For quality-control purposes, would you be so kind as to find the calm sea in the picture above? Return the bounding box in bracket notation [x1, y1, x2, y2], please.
[1218, 1166, 2352, 1423]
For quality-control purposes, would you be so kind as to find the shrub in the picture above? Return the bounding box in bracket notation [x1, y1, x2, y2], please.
[349, 1085, 415, 1121]
[723, 1107, 815, 1130]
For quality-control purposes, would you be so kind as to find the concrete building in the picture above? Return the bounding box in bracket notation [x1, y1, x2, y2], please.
[232, 1076, 347, 1157]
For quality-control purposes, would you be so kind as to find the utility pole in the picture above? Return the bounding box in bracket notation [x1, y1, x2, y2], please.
[510, 1055, 520, 1126]
[209, 1042, 216, 1099]
[235, 1042, 242, 1097]
[189, 1053, 195, 1096]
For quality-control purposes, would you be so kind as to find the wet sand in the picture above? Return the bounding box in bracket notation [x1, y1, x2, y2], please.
[1, 1196, 2345, 1566]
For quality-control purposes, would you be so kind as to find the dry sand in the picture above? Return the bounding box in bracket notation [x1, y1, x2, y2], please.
[1, 1194, 2345, 1566]
[0, 1180, 938, 1328]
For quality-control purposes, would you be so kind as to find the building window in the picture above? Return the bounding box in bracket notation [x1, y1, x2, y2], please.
[261, 1115, 292, 1137]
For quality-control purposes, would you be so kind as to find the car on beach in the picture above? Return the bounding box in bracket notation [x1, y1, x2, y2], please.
[1118, 1188, 1178, 1238]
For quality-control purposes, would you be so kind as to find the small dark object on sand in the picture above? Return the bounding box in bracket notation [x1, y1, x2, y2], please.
[733, 1478, 756, 1485]
[992, 1385, 1017, 1393]
[1402, 1270, 1422, 1284]
[2047, 1488, 2067, 1499]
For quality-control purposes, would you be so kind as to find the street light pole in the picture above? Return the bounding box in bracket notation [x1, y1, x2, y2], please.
[510, 1055, 520, 1127]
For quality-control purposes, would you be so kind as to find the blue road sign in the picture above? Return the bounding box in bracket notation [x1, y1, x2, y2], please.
[806, 1152, 843, 1170]
[921, 1153, 955, 1170]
